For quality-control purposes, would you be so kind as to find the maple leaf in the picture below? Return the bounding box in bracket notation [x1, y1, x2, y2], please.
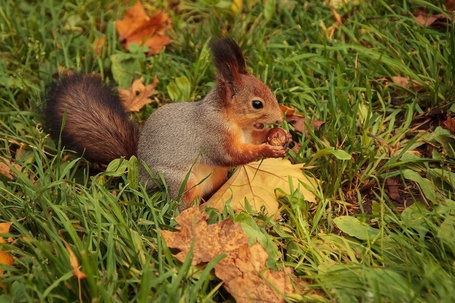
[115, 1, 171, 56]
[118, 77, 159, 112]
[206, 158, 318, 217]
[161, 207, 307, 302]
[0, 222, 14, 285]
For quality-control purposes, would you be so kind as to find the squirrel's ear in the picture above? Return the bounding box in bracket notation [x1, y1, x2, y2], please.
[211, 38, 248, 83]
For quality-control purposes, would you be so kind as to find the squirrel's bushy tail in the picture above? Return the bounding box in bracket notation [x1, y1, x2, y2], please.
[45, 75, 139, 164]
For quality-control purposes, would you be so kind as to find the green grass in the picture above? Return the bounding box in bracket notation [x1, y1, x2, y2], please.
[1, 0, 455, 302]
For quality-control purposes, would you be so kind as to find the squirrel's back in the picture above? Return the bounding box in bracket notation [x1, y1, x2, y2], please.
[45, 75, 139, 164]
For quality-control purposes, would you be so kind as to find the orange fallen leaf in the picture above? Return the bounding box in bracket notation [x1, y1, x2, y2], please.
[206, 158, 318, 217]
[115, 1, 171, 56]
[118, 77, 159, 112]
[0, 223, 14, 283]
[63, 241, 87, 280]
[0, 157, 22, 180]
[161, 207, 306, 302]
[442, 114, 455, 135]
[0, 223, 11, 244]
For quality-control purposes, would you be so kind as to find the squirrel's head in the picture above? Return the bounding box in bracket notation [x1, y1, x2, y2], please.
[211, 38, 282, 131]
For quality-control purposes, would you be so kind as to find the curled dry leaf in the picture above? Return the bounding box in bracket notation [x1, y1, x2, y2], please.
[63, 241, 87, 280]
[115, 1, 171, 56]
[118, 77, 159, 112]
[442, 114, 455, 135]
[0, 157, 22, 180]
[161, 207, 306, 303]
[206, 158, 318, 218]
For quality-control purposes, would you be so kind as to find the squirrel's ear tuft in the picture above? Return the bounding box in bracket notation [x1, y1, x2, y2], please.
[210, 38, 248, 82]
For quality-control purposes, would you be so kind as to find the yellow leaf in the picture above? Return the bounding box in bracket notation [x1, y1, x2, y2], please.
[231, 0, 243, 13]
[206, 158, 318, 216]
[0, 251, 13, 268]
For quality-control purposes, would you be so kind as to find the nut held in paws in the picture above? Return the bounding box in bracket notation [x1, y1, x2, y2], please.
[267, 127, 289, 146]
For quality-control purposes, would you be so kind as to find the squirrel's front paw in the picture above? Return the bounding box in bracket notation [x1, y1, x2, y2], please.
[262, 144, 288, 158]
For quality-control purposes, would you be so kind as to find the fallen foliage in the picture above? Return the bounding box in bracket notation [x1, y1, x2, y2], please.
[161, 207, 306, 302]
[115, 1, 171, 56]
[118, 77, 159, 112]
[206, 158, 318, 217]
[0, 157, 22, 180]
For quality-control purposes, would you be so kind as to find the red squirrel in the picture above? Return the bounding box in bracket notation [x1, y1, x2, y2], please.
[45, 38, 287, 208]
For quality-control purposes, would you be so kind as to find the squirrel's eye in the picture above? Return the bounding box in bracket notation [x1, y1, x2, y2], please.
[252, 100, 263, 109]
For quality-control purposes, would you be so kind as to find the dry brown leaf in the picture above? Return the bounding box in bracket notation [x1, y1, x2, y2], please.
[0, 157, 22, 180]
[0, 223, 14, 283]
[391, 76, 428, 91]
[115, 1, 171, 56]
[118, 77, 158, 112]
[63, 241, 87, 280]
[206, 158, 318, 217]
[161, 207, 248, 264]
[413, 10, 454, 29]
[447, 0, 455, 11]
[161, 207, 306, 303]
[386, 178, 401, 201]
[442, 114, 455, 135]
[280, 105, 325, 135]
[377, 76, 429, 94]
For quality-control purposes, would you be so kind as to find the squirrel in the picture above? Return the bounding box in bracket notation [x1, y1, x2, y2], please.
[45, 38, 287, 208]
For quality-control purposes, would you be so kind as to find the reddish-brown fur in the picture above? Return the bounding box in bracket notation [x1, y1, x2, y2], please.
[45, 75, 138, 164]
[45, 38, 286, 210]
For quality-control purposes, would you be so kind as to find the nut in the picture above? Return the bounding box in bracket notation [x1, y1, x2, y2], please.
[267, 127, 290, 147]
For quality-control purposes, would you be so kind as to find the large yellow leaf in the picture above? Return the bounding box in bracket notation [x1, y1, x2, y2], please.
[206, 158, 318, 216]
